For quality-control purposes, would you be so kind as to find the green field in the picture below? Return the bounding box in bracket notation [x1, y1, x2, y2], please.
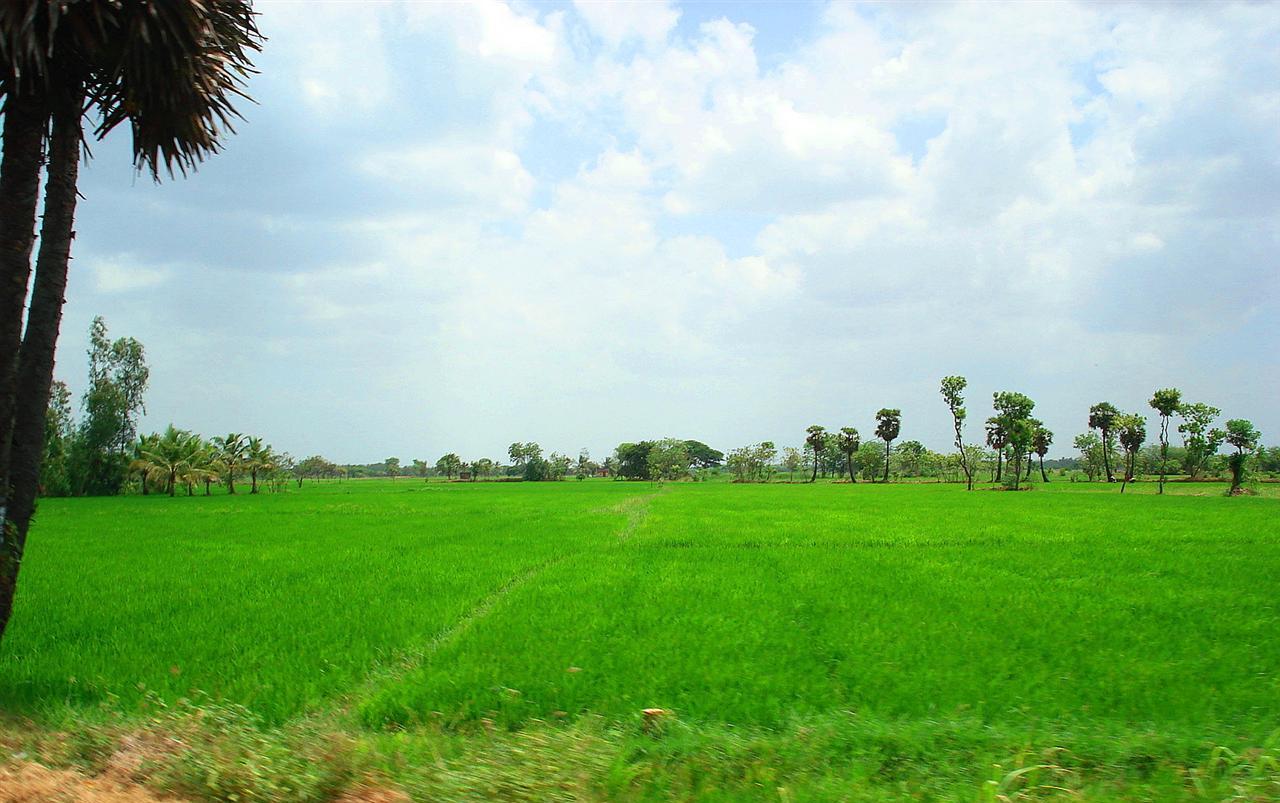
[2, 480, 1278, 800]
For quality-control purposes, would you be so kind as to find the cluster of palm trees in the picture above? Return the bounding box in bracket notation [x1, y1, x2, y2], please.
[131, 429, 279, 497]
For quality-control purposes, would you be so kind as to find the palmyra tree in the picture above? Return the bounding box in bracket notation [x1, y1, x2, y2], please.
[805, 425, 826, 483]
[1087, 402, 1120, 482]
[0, 1, 261, 644]
[837, 427, 860, 483]
[874, 409, 901, 482]
[1116, 413, 1146, 494]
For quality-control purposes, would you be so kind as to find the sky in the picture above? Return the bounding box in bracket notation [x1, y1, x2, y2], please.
[50, 0, 1280, 464]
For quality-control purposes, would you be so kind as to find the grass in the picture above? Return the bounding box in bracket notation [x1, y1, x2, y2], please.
[1, 478, 1277, 799]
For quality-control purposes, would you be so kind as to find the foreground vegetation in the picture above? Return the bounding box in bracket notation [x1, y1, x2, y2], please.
[1, 480, 1276, 799]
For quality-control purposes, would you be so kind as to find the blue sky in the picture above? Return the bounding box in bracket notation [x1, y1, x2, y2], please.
[52, 0, 1280, 463]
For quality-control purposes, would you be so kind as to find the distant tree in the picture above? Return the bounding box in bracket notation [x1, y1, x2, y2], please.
[39, 380, 75, 497]
[1032, 424, 1053, 483]
[647, 439, 691, 481]
[412, 459, 429, 481]
[246, 437, 275, 493]
[940, 376, 973, 490]
[837, 427, 860, 483]
[894, 440, 927, 478]
[508, 442, 542, 469]
[1149, 388, 1182, 494]
[546, 452, 573, 480]
[66, 318, 150, 496]
[1116, 414, 1146, 493]
[384, 456, 401, 481]
[985, 418, 1008, 482]
[874, 409, 901, 482]
[133, 426, 204, 497]
[1223, 419, 1261, 494]
[683, 440, 724, 469]
[1087, 402, 1120, 482]
[474, 457, 496, 479]
[614, 442, 653, 480]
[804, 425, 826, 482]
[993, 392, 1035, 490]
[726, 442, 776, 482]
[1072, 432, 1112, 481]
[781, 446, 803, 481]
[213, 433, 248, 495]
[1177, 402, 1223, 479]
[435, 453, 462, 479]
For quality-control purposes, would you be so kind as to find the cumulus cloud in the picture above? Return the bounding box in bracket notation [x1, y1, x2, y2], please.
[61, 0, 1280, 461]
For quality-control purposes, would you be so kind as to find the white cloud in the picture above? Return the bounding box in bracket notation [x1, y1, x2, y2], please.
[90, 256, 170, 294]
[573, 0, 680, 50]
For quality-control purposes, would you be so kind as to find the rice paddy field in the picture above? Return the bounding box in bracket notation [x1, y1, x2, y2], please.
[1, 479, 1277, 800]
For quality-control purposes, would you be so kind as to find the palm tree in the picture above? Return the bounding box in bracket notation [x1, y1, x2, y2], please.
[1087, 402, 1120, 482]
[985, 418, 1007, 483]
[874, 409, 901, 482]
[245, 436, 274, 494]
[131, 432, 162, 495]
[134, 426, 204, 497]
[1116, 413, 1146, 494]
[213, 433, 249, 494]
[0, 1, 262, 644]
[805, 425, 826, 483]
[1032, 424, 1053, 483]
[837, 427, 860, 483]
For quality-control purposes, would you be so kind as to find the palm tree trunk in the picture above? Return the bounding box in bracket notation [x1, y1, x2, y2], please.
[251, 468, 258, 494]
[0, 92, 80, 644]
[995, 449, 1003, 482]
[810, 449, 818, 483]
[0, 91, 48, 547]
[882, 442, 890, 482]
[847, 453, 856, 483]
[1102, 433, 1114, 481]
[1039, 454, 1048, 483]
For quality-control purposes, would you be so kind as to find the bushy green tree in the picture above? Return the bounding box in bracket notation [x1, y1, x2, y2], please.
[781, 447, 803, 481]
[1223, 419, 1261, 494]
[993, 392, 1035, 490]
[894, 440, 927, 478]
[614, 442, 653, 480]
[436, 452, 463, 479]
[647, 439, 691, 481]
[1177, 402, 1222, 479]
[39, 380, 74, 497]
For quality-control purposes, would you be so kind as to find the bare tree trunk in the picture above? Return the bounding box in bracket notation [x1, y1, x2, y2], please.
[1102, 433, 1114, 482]
[995, 449, 1003, 482]
[882, 442, 890, 482]
[0, 92, 48, 550]
[1039, 453, 1048, 483]
[810, 448, 818, 483]
[1158, 417, 1169, 494]
[1, 93, 80, 644]
[251, 468, 258, 494]
[847, 453, 856, 483]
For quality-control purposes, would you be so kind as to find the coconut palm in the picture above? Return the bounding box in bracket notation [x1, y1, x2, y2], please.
[245, 436, 275, 494]
[213, 433, 249, 494]
[134, 426, 204, 497]
[0, 0, 262, 644]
